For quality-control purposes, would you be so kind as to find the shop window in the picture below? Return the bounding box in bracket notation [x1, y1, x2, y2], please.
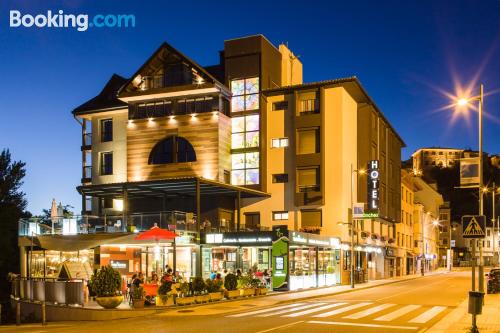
[297, 128, 319, 154]
[231, 77, 259, 112]
[100, 152, 113, 175]
[273, 101, 288, 111]
[297, 167, 320, 192]
[301, 210, 321, 227]
[149, 135, 196, 164]
[100, 119, 113, 142]
[272, 173, 288, 183]
[231, 152, 259, 185]
[231, 115, 260, 149]
[244, 213, 260, 230]
[271, 137, 289, 148]
[273, 211, 289, 221]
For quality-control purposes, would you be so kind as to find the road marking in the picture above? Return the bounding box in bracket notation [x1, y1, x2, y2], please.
[376, 277, 453, 301]
[258, 303, 327, 317]
[374, 304, 422, 321]
[227, 303, 306, 317]
[408, 306, 447, 323]
[306, 320, 419, 330]
[343, 303, 396, 319]
[312, 302, 372, 318]
[254, 321, 304, 333]
[282, 303, 347, 317]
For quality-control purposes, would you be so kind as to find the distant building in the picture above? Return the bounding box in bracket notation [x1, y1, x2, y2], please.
[411, 147, 479, 171]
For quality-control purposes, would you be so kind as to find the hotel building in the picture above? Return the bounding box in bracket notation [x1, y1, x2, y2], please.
[18, 35, 404, 289]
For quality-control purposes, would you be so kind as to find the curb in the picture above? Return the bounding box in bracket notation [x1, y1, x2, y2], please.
[424, 298, 469, 333]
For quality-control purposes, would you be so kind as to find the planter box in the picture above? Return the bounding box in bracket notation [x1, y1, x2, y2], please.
[255, 288, 268, 296]
[132, 299, 145, 308]
[209, 292, 223, 302]
[240, 288, 254, 297]
[194, 294, 210, 304]
[96, 295, 124, 309]
[225, 290, 240, 299]
[176, 296, 195, 306]
[156, 295, 174, 307]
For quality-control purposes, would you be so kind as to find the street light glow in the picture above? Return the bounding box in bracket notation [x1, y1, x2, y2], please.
[457, 98, 469, 106]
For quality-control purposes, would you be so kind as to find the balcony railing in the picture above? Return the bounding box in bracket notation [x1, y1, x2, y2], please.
[298, 184, 321, 193]
[82, 166, 92, 182]
[82, 133, 92, 148]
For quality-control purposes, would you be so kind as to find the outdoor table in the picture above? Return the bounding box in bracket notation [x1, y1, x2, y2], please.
[143, 283, 159, 297]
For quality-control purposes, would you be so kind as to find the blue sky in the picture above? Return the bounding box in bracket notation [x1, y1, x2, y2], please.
[1, 0, 499, 214]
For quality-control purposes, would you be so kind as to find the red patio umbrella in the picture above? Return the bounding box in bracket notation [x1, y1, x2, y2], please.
[134, 227, 177, 242]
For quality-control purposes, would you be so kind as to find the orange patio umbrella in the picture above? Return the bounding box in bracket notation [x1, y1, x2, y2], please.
[134, 226, 177, 276]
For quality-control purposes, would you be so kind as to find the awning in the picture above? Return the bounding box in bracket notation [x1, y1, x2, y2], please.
[77, 177, 270, 199]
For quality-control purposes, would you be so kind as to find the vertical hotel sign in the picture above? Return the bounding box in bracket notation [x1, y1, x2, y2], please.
[367, 160, 380, 212]
[272, 225, 289, 291]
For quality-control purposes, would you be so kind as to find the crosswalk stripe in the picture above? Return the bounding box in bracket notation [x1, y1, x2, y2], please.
[343, 303, 396, 319]
[227, 303, 306, 317]
[282, 303, 348, 318]
[408, 306, 447, 323]
[312, 302, 373, 318]
[258, 303, 327, 317]
[374, 304, 421, 322]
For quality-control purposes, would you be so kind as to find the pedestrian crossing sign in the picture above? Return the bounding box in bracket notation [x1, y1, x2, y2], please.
[461, 215, 486, 238]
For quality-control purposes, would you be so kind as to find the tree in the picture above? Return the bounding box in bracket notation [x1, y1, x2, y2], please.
[0, 149, 27, 301]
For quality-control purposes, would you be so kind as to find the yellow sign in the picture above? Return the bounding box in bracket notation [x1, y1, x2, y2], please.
[462, 215, 486, 238]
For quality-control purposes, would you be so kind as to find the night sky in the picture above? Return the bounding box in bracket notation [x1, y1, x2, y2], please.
[1, 0, 499, 214]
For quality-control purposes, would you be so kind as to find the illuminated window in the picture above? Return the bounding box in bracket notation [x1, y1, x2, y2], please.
[231, 78, 259, 112]
[231, 115, 260, 149]
[231, 152, 259, 185]
[273, 211, 289, 221]
[297, 167, 320, 192]
[271, 138, 289, 148]
[148, 136, 196, 164]
[297, 128, 319, 154]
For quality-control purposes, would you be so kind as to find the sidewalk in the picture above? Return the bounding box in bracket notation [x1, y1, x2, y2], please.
[427, 293, 500, 333]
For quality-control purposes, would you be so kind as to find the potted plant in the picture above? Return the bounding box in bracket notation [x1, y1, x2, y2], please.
[239, 275, 255, 297]
[192, 277, 209, 303]
[176, 282, 195, 306]
[249, 278, 265, 296]
[131, 286, 145, 308]
[156, 280, 174, 307]
[206, 279, 223, 301]
[224, 273, 240, 299]
[89, 265, 123, 309]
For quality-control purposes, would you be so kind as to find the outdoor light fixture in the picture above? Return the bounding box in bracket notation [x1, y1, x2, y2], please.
[457, 98, 469, 106]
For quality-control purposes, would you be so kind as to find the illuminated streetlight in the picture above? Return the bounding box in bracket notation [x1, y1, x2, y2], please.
[457, 98, 469, 106]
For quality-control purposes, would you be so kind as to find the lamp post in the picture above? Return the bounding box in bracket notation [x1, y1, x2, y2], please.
[456, 83, 485, 292]
[349, 164, 365, 289]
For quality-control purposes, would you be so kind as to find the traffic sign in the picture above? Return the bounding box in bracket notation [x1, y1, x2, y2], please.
[461, 215, 486, 238]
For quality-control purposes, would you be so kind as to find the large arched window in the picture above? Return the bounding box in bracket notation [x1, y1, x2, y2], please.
[148, 135, 196, 164]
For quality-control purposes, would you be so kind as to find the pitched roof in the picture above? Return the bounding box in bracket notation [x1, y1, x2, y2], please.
[72, 74, 128, 115]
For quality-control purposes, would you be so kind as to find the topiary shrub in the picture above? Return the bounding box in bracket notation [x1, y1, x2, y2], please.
[192, 276, 207, 295]
[89, 265, 121, 297]
[224, 273, 238, 291]
[206, 279, 223, 293]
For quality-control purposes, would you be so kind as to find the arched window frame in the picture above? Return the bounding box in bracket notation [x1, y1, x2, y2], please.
[148, 135, 196, 165]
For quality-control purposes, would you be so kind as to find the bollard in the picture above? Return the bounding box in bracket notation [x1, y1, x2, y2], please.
[16, 301, 20, 326]
[41, 301, 46, 326]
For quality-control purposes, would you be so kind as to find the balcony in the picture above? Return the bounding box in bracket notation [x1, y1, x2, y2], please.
[81, 133, 92, 151]
[81, 166, 92, 183]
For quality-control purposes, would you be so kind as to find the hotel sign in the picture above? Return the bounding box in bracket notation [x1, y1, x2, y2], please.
[367, 160, 380, 212]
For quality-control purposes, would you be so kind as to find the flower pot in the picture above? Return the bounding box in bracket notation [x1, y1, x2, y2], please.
[195, 294, 210, 304]
[95, 295, 123, 309]
[176, 296, 195, 306]
[224, 289, 240, 299]
[240, 288, 254, 297]
[156, 295, 174, 307]
[132, 299, 145, 308]
[209, 292, 223, 302]
[257, 287, 268, 296]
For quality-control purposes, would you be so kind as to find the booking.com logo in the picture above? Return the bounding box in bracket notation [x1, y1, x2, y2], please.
[9, 10, 135, 32]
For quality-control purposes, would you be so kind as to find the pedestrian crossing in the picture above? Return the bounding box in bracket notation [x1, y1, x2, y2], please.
[227, 301, 449, 326]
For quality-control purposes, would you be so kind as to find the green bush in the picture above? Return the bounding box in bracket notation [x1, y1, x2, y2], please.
[178, 282, 191, 297]
[192, 276, 207, 295]
[158, 280, 173, 295]
[224, 273, 238, 291]
[206, 279, 223, 293]
[131, 286, 145, 300]
[239, 275, 253, 288]
[89, 265, 121, 297]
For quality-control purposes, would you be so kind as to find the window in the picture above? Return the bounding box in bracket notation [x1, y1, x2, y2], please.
[273, 211, 289, 221]
[231, 115, 259, 149]
[271, 138, 289, 148]
[297, 167, 320, 192]
[299, 99, 318, 115]
[100, 119, 113, 142]
[101, 197, 113, 209]
[273, 101, 288, 111]
[231, 152, 259, 185]
[487, 229, 491, 236]
[297, 128, 319, 154]
[272, 173, 288, 183]
[301, 210, 321, 227]
[231, 77, 259, 112]
[487, 241, 491, 248]
[443, 238, 448, 245]
[244, 213, 260, 230]
[149, 136, 196, 164]
[100, 152, 113, 175]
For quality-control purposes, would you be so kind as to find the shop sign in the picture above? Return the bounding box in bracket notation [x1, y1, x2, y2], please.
[353, 203, 379, 219]
[367, 160, 380, 212]
[272, 225, 289, 291]
[451, 240, 456, 247]
[329, 238, 341, 249]
[290, 232, 332, 247]
[205, 233, 272, 244]
[110, 260, 128, 270]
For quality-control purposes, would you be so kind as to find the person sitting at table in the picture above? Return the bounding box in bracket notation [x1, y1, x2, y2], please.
[162, 268, 173, 282]
[215, 273, 222, 282]
[151, 272, 159, 284]
[138, 272, 145, 284]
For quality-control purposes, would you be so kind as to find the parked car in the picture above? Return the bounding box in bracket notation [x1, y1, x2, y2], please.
[486, 269, 500, 294]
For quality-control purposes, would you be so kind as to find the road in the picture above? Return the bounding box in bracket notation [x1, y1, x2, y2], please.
[7, 271, 471, 333]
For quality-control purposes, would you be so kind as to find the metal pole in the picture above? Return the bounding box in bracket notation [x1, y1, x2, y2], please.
[472, 240, 476, 291]
[492, 183, 496, 266]
[41, 301, 46, 326]
[350, 164, 355, 288]
[16, 301, 20, 326]
[478, 84, 484, 293]
[421, 214, 425, 276]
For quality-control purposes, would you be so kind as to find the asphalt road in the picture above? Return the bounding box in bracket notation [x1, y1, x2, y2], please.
[7, 271, 472, 333]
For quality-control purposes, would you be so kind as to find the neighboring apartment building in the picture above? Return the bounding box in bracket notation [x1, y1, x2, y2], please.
[437, 202, 452, 267]
[398, 169, 416, 276]
[19, 35, 404, 288]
